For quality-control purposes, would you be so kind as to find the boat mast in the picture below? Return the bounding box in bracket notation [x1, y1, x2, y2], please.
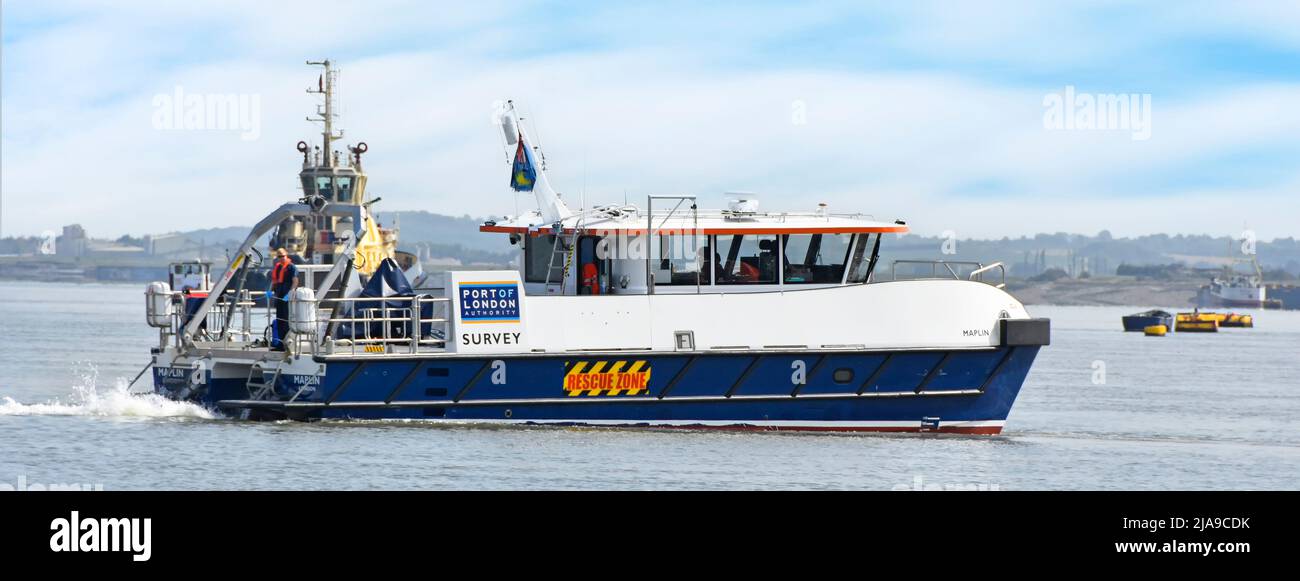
[498, 100, 572, 223]
[307, 60, 343, 167]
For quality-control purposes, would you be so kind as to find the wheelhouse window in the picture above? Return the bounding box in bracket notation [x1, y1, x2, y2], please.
[653, 233, 708, 286]
[846, 234, 879, 283]
[302, 175, 354, 202]
[782, 233, 853, 284]
[715, 234, 778, 284]
[314, 176, 333, 198]
[335, 176, 354, 202]
[524, 234, 560, 283]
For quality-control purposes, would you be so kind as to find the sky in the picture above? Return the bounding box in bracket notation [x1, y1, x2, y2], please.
[3, 0, 1300, 240]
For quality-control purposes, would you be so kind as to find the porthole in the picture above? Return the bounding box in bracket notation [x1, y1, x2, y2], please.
[833, 368, 854, 384]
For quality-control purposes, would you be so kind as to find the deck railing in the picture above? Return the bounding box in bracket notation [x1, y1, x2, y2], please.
[291, 295, 452, 357]
[156, 289, 274, 350]
[891, 260, 1006, 289]
[157, 291, 452, 356]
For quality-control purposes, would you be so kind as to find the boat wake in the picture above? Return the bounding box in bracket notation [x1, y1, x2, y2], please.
[0, 365, 216, 420]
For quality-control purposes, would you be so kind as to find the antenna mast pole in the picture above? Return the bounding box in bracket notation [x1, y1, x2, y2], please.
[307, 60, 343, 167]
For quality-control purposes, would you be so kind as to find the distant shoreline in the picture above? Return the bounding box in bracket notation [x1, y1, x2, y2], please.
[0, 274, 1212, 306]
[1008, 278, 1203, 308]
[3, 274, 1294, 310]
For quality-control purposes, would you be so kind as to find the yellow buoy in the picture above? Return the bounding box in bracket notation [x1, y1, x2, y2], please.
[1144, 324, 1167, 336]
[1220, 313, 1254, 328]
[1175, 320, 1219, 332]
[1175, 312, 1222, 332]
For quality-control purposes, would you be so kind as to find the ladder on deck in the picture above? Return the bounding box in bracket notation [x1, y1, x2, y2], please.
[543, 231, 578, 294]
[245, 363, 282, 400]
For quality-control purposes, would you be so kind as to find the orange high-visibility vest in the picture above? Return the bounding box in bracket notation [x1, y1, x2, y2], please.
[271, 257, 293, 285]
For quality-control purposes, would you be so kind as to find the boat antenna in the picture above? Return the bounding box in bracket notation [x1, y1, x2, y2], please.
[495, 100, 572, 222]
[306, 59, 343, 168]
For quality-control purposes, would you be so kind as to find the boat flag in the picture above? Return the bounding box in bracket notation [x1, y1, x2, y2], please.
[510, 133, 537, 192]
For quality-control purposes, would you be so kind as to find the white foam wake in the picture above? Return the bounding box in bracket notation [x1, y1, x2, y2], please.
[0, 365, 216, 419]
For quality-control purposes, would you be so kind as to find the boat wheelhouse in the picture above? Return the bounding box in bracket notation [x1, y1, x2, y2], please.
[145, 63, 1049, 434]
[488, 196, 906, 298]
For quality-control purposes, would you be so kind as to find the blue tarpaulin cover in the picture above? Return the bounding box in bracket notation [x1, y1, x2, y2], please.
[335, 258, 435, 340]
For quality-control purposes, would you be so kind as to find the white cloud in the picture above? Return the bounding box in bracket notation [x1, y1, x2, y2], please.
[3, 1, 1300, 241]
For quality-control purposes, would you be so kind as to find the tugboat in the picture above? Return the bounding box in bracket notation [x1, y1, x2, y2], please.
[144, 61, 1050, 434]
[266, 60, 419, 283]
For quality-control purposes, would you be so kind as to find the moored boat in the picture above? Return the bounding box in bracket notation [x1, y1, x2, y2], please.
[1122, 309, 1173, 332]
[1195, 249, 1282, 309]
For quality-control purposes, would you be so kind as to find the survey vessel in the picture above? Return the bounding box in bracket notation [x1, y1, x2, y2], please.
[144, 62, 1049, 434]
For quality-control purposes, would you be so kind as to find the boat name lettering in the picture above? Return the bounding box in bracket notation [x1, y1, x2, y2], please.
[962, 329, 990, 337]
[461, 332, 522, 345]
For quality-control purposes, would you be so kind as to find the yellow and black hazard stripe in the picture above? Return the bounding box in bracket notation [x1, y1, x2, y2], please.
[562, 360, 653, 396]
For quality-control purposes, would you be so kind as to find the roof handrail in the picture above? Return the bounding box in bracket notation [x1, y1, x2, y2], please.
[969, 262, 1006, 288]
[890, 259, 1006, 288]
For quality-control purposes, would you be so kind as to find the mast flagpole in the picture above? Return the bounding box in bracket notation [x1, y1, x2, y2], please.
[306, 60, 343, 167]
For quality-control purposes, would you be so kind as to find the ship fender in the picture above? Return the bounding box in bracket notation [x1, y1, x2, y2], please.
[289, 287, 318, 335]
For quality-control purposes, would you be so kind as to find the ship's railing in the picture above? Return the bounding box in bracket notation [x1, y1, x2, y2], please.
[641, 207, 878, 222]
[294, 264, 334, 293]
[155, 289, 276, 349]
[891, 260, 1006, 289]
[968, 262, 1007, 288]
[290, 295, 451, 357]
[156, 289, 452, 355]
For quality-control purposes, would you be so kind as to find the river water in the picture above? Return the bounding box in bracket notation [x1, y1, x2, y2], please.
[1, 281, 1296, 490]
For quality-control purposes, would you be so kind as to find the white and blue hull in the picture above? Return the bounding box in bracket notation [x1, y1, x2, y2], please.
[155, 319, 1046, 434]
[152, 268, 1048, 434]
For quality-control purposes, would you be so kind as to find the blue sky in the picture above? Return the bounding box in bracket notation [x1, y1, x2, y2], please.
[4, 0, 1300, 240]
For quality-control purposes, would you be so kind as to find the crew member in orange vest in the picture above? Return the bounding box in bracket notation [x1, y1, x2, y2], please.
[270, 248, 299, 350]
